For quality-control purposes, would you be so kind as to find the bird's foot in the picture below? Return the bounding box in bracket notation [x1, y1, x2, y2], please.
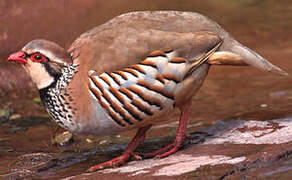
[143, 143, 174, 158]
[155, 143, 181, 158]
[142, 133, 191, 158]
[184, 134, 193, 140]
[143, 140, 184, 159]
[87, 152, 141, 172]
[88, 125, 151, 172]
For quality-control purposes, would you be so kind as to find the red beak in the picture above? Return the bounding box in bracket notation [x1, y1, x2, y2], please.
[7, 51, 28, 64]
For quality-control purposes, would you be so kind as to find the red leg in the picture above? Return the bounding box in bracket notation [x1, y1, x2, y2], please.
[143, 143, 174, 157]
[143, 101, 192, 158]
[184, 134, 193, 140]
[87, 124, 152, 172]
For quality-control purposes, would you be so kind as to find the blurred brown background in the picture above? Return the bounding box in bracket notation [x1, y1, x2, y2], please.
[1, 0, 291, 56]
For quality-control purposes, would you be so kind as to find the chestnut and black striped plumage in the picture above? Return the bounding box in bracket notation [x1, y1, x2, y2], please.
[88, 48, 216, 128]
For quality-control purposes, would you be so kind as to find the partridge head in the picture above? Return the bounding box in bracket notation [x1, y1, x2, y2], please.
[8, 40, 72, 89]
[7, 11, 288, 172]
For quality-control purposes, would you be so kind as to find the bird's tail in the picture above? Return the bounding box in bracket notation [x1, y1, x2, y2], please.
[208, 36, 289, 76]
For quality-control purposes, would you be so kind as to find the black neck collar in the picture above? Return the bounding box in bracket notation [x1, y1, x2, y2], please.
[39, 80, 57, 101]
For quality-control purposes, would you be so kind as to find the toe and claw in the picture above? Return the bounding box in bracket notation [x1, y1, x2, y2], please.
[87, 124, 151, 172]
[87, 152, 132, 172]
[88, 101, 192, 172]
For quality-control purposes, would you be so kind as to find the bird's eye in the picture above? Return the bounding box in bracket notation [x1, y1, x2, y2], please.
[31, 53, 47, 62]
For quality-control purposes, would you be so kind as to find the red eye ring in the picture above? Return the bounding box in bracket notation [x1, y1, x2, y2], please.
[31, 53, 47, 62]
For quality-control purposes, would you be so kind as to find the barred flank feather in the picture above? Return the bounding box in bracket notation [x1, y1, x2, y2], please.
[88, 47, 218, 127]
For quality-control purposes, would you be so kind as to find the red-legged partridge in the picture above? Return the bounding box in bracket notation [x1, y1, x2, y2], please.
[7, 11, 287, 171]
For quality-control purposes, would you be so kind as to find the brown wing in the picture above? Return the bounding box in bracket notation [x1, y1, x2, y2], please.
[68, 11, 286, 76]
[69, 30, 221, 73]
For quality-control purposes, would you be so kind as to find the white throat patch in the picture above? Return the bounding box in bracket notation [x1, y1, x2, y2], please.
[23, 61, 55, 89]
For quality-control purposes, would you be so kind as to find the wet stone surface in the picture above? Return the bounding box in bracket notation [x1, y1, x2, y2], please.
[53, 131, 74, 146]
[1, 0, 292, 179]
[0, 106, 12, 124]
[63, 119, 292, 180]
